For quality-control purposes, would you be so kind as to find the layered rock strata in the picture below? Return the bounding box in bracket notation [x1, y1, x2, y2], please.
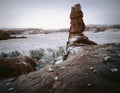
[69, 4, 85, 39]
[67, 4, 97, 50]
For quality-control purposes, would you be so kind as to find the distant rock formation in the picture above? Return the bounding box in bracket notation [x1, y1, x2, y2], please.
[0, 30, 11, 40]
[0, 57, 36, 78]
[0, 30, 27, 40]
[67, 4, 97, 50]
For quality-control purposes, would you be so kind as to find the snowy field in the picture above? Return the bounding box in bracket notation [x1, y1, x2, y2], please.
[0, 30, 120, 55]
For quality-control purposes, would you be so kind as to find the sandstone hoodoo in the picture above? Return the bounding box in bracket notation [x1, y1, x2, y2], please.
[69, 4, 85, 38]
[67, 4, 97, 49]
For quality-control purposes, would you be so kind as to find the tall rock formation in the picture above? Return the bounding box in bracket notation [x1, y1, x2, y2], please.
[67, 4, 97, 50]
[64, 4, 97, 60]
[69, 4, 85, 39]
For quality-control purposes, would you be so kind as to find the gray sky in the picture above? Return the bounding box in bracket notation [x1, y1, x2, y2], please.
[0, 0, 120, 29]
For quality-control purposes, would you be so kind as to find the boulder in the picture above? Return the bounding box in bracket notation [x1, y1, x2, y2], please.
[0, 56, 36, 78]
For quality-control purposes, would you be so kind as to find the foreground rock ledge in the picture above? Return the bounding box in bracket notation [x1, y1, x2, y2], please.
[0, 43, 120, 93]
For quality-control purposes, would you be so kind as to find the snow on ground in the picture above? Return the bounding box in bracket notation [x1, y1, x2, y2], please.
[0, 30, 120, 55]
[0, 32, 68, 55]
[84, 29, 120, 44]
[67, 46, 84, 55]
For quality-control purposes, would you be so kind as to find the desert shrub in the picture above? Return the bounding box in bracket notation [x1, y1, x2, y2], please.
[29, 47, 65, 69]
[0, 51, 22, 58]
[29, 48, 45, 61]
[0, 47, 65, 69]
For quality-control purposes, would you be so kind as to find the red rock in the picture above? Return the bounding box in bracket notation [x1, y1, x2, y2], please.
[0, 43, 120, 93]
[0, 56, 36, 78]
[67, 4, 97, 50]
[0, 30, 10, 40]
[69, 4, 85, 39]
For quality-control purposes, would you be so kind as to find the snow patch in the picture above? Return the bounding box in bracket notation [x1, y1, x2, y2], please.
[68, 36, 81, 42]
[68, 46, 83, 55]
[88, 83, 92, 86]
[16, 61, 28, 65]
[48, 66, 53, 72]
[55, 76, 58, 81]
[7, 87, 15, 91]
[59, 67, 65, 70]
[111, 68, 118, 72]
[55, 56, 63, 64]
[90, 67, 94, 70]
[104, 56, 111, 61]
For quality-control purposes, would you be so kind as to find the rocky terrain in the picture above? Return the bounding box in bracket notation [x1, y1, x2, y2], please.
[0, 43, 120, 93]
[0, 3, 120, 93]
[0, 30, 27, 40]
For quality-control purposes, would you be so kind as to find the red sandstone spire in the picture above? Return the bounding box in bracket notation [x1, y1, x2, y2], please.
[69, 4, 85, 39]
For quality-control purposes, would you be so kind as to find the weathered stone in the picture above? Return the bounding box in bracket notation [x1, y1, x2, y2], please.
[0, 56, 36, 78]
[67, 4, 97, 50]
[69, 4, 85, 39]
[0, 43, 120, 93]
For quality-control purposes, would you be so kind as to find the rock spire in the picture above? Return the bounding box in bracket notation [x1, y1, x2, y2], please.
[69, 4, 85, 39]
[67, 4, 97, 50]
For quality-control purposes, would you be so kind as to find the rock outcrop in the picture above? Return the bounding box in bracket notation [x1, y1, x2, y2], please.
[69, 4, 85, 39]
[67, 4, 97, 50]
[0, 43, 120, 93]
[0, 30, 27, 40]
[0, 3, 120, 93]
[0, 31, 11, 40]
[0, 57, 36, 78]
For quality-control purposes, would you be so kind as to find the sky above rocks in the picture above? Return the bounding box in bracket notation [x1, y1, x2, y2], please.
[0, 0, 120, 29]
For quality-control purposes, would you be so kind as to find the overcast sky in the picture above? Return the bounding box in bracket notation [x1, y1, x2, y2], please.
[0, 0, 120, 29]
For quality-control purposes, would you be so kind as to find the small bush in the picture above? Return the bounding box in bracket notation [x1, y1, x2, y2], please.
[0, 47, 65, 70]
[0, 51, 22, 58]
[29, 47, 65, 69]
[29, 48, 45, 61]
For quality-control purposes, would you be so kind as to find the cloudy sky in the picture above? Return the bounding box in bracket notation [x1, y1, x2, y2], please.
[0, 0, 120, 29]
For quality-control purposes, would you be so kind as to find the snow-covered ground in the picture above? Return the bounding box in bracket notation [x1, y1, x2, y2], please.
[0, 30, 120, 55]
[0, 32, 68, 55]
[84, 29, 120, 44]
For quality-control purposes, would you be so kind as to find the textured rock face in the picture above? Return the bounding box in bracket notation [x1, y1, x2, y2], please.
[67, 4, 97, 51]
[0, 43, 120, 93]
[69, 4, 85, 39]
[0, 57, 36, 78]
